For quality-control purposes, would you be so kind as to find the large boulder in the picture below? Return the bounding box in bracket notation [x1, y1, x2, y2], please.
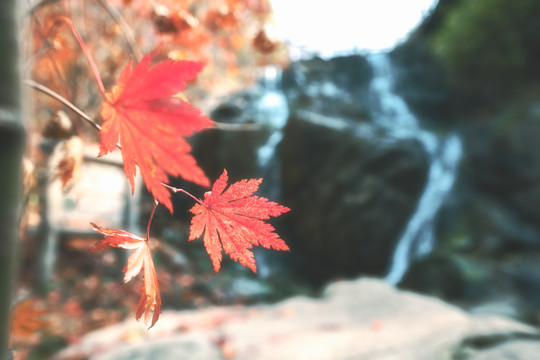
[280, 110, 429, 284]
[55, 278, 540, 360]
[278, 54, 430, 284]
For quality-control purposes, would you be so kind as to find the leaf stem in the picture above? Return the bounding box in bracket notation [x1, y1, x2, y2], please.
[24, 79, 102, 131]
[53, 16, 109, 100]
[146, 199, 159, 241]
[161, 183, 206, 206]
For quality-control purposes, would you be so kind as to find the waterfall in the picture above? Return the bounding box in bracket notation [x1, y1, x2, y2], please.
[366, 52, 463, 285]
[256, 66, 289, 168]
[253, 66, 290, 279]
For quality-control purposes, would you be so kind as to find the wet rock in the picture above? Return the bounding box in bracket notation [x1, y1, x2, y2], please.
[191, 92, 272, 182]
[282, 55, 373, 120]
[390, 41, 454, 124]
[281, 110, 429, 284]
[401, 252, 495, 302]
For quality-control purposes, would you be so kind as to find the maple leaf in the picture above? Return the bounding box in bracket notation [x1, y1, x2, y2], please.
[99, 52, 214, 212]
[90, 222, 161, 328]
[188, 169, 290, 272]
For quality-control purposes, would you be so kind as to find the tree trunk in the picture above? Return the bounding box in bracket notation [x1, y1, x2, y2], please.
[0, 0, 25, 358]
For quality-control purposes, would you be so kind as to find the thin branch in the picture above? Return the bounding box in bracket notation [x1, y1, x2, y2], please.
[161, 183, 206, 206]
[94, 0, 143, 61]
[24, 79, 102, 131]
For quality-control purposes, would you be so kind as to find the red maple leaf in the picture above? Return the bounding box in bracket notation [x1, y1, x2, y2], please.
[99, 52, 214, 211]
[188, 169, 290, 272]
[90, 223, 161, 328]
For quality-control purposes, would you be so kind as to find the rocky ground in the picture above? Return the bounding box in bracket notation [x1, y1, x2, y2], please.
[54, 278, 540, 360]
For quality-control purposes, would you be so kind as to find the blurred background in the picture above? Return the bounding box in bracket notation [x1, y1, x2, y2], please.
[10, 0, 540, 358]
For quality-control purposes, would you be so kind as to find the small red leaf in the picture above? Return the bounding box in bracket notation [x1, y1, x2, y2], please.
[188, 169, 290, 272]
[99, 52, 214, 212]
[90, 223, 161, 328]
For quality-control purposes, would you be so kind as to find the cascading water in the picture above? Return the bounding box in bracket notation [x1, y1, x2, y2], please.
[256, 66, 289, 169]
[366, 52, 463, 285]
[253, 66, 289, 279]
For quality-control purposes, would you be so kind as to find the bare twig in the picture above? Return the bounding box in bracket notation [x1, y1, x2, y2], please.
[24, 79, 102, 131]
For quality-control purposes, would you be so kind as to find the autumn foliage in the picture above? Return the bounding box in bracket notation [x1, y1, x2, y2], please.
[90, 223, 162, 328]
[99, 52, 214, 211]
[18, 0, 290, 332]
[90, 170, 289, 328]
[189, 170, 290, 273]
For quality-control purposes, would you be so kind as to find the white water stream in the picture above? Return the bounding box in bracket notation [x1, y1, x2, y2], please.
[256, 66, 289, 168]
[366, 52, 463, 285]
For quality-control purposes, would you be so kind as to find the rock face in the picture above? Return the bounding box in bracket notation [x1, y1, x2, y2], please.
[389, 41, 453, 124]
[191, 91, 276, 183]
[55, 278, 540, 360]
[281, 110, 428, 283]
[282, 55, 373, 119]
[278, 55, 430, 284]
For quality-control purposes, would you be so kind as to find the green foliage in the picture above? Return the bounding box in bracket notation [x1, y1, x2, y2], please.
[431, 0, 540, 100]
